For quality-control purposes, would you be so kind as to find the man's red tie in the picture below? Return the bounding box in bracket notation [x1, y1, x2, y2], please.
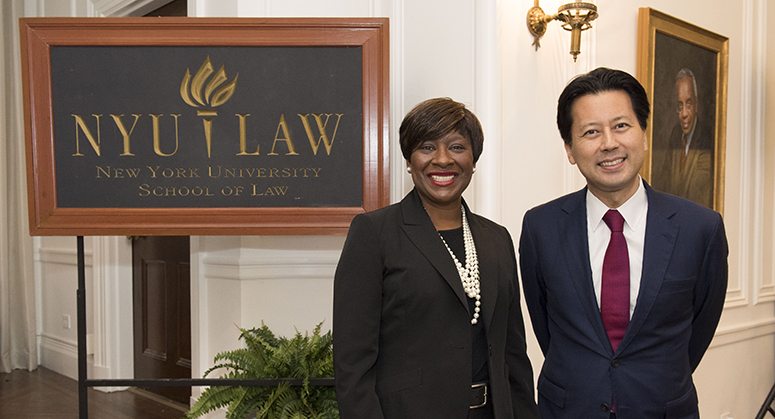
[601, 209, 629, 352]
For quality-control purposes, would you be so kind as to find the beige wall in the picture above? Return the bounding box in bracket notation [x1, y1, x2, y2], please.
[23, 0, 775, 418]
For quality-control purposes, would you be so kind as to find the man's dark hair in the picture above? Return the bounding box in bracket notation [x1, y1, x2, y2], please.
[557, 67, 650, 146]
[399, 97, 484, 162]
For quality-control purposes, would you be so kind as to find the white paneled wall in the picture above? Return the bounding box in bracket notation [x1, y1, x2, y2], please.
[23, 0, 775, 418]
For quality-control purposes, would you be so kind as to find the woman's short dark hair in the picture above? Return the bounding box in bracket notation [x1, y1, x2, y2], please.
[557, 67, 650, 146]
[399, 97, 484, 162]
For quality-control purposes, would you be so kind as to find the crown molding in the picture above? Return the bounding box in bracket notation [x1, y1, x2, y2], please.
[91, 0, 173, 17]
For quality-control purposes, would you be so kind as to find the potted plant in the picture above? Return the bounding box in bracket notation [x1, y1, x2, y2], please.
[186, 321, 339, 419]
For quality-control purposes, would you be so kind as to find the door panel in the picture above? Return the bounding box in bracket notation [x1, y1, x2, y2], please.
[132, 236, 191, 405]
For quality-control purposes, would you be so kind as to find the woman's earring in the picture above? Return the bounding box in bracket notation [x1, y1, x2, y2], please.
[473, 167, 476, 173]
[406, 167, 412, 173]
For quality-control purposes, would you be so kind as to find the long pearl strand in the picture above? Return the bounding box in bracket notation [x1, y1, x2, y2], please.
[438, 206, 481, 324]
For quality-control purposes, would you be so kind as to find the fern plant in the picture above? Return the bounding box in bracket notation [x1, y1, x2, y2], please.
[186, 321, 339, 419]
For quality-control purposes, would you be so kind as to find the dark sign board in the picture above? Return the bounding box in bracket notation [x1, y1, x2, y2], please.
[20, 18, 389, 235]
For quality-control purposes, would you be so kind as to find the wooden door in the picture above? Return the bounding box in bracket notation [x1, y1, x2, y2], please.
[130, 0, 191, 406]
[132, 236, 191, 405]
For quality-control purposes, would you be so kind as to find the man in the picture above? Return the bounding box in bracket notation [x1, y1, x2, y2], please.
[519, 67, 728, 419]
[651, 68, 714, 208]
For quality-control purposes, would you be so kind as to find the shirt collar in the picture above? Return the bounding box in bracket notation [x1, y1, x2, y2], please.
[587, 177, 648, 233]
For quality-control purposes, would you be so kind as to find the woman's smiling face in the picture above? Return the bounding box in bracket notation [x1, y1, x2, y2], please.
[408, 130, 475, 211]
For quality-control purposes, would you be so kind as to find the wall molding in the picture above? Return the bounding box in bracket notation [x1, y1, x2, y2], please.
[754, 0, 775, 304]
[89, 236, 134, 382]
[38, 334, 77, 379]
[35, 237, 132, 383]
[727, 0, 764, 306]
[36, 247, 92, 266]
[90, 0, 172, 16]
[473, 0, 502, 222]
[202, 255, 338, 281]
[389, 0, 407, 204]
[38, 333, 120, 390]
[711, 318, 775, 348]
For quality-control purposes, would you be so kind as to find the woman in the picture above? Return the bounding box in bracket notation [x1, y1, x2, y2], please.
[333, 98, 538, 419]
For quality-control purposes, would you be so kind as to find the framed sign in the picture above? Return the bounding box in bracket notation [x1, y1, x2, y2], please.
[637, 8, 728, 214]
[20, 17, 389, 235]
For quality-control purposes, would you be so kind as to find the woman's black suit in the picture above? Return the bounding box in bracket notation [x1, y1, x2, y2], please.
[333, 189, 538, 419]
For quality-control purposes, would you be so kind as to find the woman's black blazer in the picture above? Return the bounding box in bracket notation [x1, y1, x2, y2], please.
[333, 189, 539, 419]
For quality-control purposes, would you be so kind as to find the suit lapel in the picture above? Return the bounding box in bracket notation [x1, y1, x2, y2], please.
[399, 190, 469, 310]
[560, 189, 613, 355]
[617, 184, 678, 353]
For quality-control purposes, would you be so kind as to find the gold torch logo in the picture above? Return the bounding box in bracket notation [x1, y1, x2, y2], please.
[180, 56, 238, 157]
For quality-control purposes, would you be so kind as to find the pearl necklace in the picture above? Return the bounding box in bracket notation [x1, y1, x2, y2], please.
[438, 206, 481, 324]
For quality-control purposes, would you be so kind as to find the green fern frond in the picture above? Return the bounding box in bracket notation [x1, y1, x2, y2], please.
[277, 391, 306, 419]
[188, 321, 338, 419]
[213, 347, 270, 376]
[255, 382, 293, 419]
[187, 385, 248, 419]
[316, 398, 339, 414]
[225, 386, 268, 419]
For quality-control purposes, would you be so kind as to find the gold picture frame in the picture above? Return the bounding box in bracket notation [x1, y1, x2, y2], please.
[637, 8, 728, 214]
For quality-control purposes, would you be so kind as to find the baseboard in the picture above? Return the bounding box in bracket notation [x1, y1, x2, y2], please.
[38, 335, 78, 380]
[38, 334, 125, 392]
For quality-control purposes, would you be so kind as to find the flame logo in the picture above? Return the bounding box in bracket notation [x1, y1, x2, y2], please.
[180, 56, 238, 108]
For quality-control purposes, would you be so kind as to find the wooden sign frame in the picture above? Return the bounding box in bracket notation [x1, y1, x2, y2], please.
[20, 17, 389, 236]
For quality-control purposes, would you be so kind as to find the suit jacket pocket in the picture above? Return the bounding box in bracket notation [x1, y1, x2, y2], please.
[665, 386, 699, 419]
[537, 375, 565, 408]
[376, 367, 423, 395]
[659, 276, 696, 294]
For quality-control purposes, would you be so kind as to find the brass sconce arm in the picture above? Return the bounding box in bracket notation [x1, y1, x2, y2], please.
[527, 1, 598, 61]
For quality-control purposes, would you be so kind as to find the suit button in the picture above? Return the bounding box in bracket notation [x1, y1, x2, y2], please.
[601, 403, 610, 412]
[611, 360, 621, 368]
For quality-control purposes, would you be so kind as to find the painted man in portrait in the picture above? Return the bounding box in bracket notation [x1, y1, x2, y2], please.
[651, 68, 714, 208]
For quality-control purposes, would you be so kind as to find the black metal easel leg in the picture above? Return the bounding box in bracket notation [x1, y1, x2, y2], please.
[69, 236, 335, 414]
[755, 381, 775, 419]
[77, 236, 88, 419]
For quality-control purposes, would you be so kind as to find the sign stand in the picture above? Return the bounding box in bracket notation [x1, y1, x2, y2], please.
[77, 236, 88, 417]
[73, 236, 334, 419]
[19, 18, 386, 418]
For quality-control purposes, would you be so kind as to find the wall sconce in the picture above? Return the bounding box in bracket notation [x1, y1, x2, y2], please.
[527, 1, 598, 61]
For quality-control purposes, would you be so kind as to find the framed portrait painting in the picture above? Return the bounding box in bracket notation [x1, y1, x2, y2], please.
[637, 8, 728, 214]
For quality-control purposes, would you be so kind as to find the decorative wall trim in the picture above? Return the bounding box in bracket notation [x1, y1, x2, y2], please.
[38, 333, 119, 390]
[38, 334, 77, 379]
[88, 236, 133, 383]
[473, 0, 502, 222]
[35, 237, 132, 384]
[710, 318, 775, 348]
[36, 247, 92, 266]
[754, 0, 775, 304]
[724, 294, 749, 309]
[390, 0, 407, 204]
[732, 0, 757, 308]
[90, 0, 172, 17]
[202, 255, 339, 281]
